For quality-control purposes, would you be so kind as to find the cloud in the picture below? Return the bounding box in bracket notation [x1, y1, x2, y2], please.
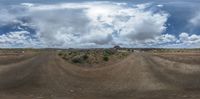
[128, 33, 177, 48]
[118, 11, 168, 41]
[21, 3, 34, 7]
[0, 9, 19, 26]
[190, 12, 200, 27]
[1, 1, 199, 48]
[29, 9, 91, 47]
[179, 32, 200, 44]
[0, 31, 41, 48]
[157, 4, 164, 8]
[19, 2, 168, 48]
[142, 32, 200, 48]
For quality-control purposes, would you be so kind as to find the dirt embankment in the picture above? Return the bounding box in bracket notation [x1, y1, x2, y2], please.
[0, 52, 200, 99]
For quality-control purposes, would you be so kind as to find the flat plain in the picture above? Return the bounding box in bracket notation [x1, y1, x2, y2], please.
[0, 48, 200, 99]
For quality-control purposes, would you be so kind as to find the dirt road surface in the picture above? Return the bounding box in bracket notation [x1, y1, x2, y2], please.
[0, 52, 200, 99]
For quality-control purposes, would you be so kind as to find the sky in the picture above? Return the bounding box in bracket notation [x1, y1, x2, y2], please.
[0, 0, 200, 48]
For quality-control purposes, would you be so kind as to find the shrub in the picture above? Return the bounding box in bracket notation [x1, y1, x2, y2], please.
[103, 49, 116, 56]
[68, 52, 72, 55]
[62, 54, 69, 60]
[62, 56, 68, 60]
[83, 54, 89, 60]
[71, 56, 83, 63]
[58, 52, 63, 56]
[103, 56, 109, 61]
[122, 52, 128, 56]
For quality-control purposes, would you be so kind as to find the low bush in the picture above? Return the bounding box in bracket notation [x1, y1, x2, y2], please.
[103, 56, 109, 61]
[58, 52, 63, 56]
[83, 54, 89, 60]
[103, 49, 116, 56]
[71, 56, 83, 63]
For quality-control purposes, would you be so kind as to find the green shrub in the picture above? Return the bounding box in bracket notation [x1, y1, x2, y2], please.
[83, 54, 89, 60]
[103, 56, 109, 61]
[62, 54, 68, 60]
[58, 52, 63, 56]
[62, 57, 66, 60]
[103, 49, 116, 56]
[71, 56, 83, 63]
[68, 52, 72, 55]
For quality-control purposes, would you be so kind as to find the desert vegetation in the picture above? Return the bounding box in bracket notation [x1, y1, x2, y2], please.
[58, 49, 130, 67]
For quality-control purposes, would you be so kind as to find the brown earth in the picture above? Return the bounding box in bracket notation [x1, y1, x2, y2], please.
[0, 51, 200, 99]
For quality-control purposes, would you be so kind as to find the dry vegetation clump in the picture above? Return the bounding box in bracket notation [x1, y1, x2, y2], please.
[58, 49, 130, 67]
[71, 55, 84, 63]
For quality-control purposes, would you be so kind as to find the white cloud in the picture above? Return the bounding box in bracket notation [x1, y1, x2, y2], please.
[141, 34, 177, 47]
[190, 12, 200, 27]
[157, 4, 164, 8]
[136, 3, 151, 9]
[179, 32, 189, 41]
[5, 2, 200, 48]
[118, 11, 168, 41]
[179, 32, 200, 44]
[0, 31, 28, 43]
[21, 3, 34, 7]
[18, 2, 168, 48]
[0, 9, 19, 26]
[136, 32, 200, 48]
[2, 2, 200, 48]
[0, 31, 42, 48]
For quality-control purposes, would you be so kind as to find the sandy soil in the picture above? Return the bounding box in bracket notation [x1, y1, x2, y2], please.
[0, 52, 200, 99]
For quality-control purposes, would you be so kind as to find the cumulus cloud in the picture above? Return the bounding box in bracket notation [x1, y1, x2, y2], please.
[118, 11, 168, 41]
[145, 34, 176, 44]
[29, 9, 91, 47]
[179, 32, 200, 44]
[19, 2, 168, 47]
[142, 32, 200, 48]
[156, 32, 200, 48]
[1, 2, 199, 48]
[0, 31, 42, 48]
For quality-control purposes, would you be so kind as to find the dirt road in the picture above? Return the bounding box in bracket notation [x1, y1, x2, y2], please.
[0, 52, 200, 99]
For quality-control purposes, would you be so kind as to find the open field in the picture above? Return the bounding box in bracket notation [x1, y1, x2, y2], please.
[0, 48, 200, 99]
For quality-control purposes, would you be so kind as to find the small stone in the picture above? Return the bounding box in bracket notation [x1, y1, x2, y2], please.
[70, 90, 74, 93]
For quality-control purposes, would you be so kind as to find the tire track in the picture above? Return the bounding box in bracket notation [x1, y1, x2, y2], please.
[0, 52, 200, 99]
[144, 53, 200, 90]
[0, 54, 43, 89]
